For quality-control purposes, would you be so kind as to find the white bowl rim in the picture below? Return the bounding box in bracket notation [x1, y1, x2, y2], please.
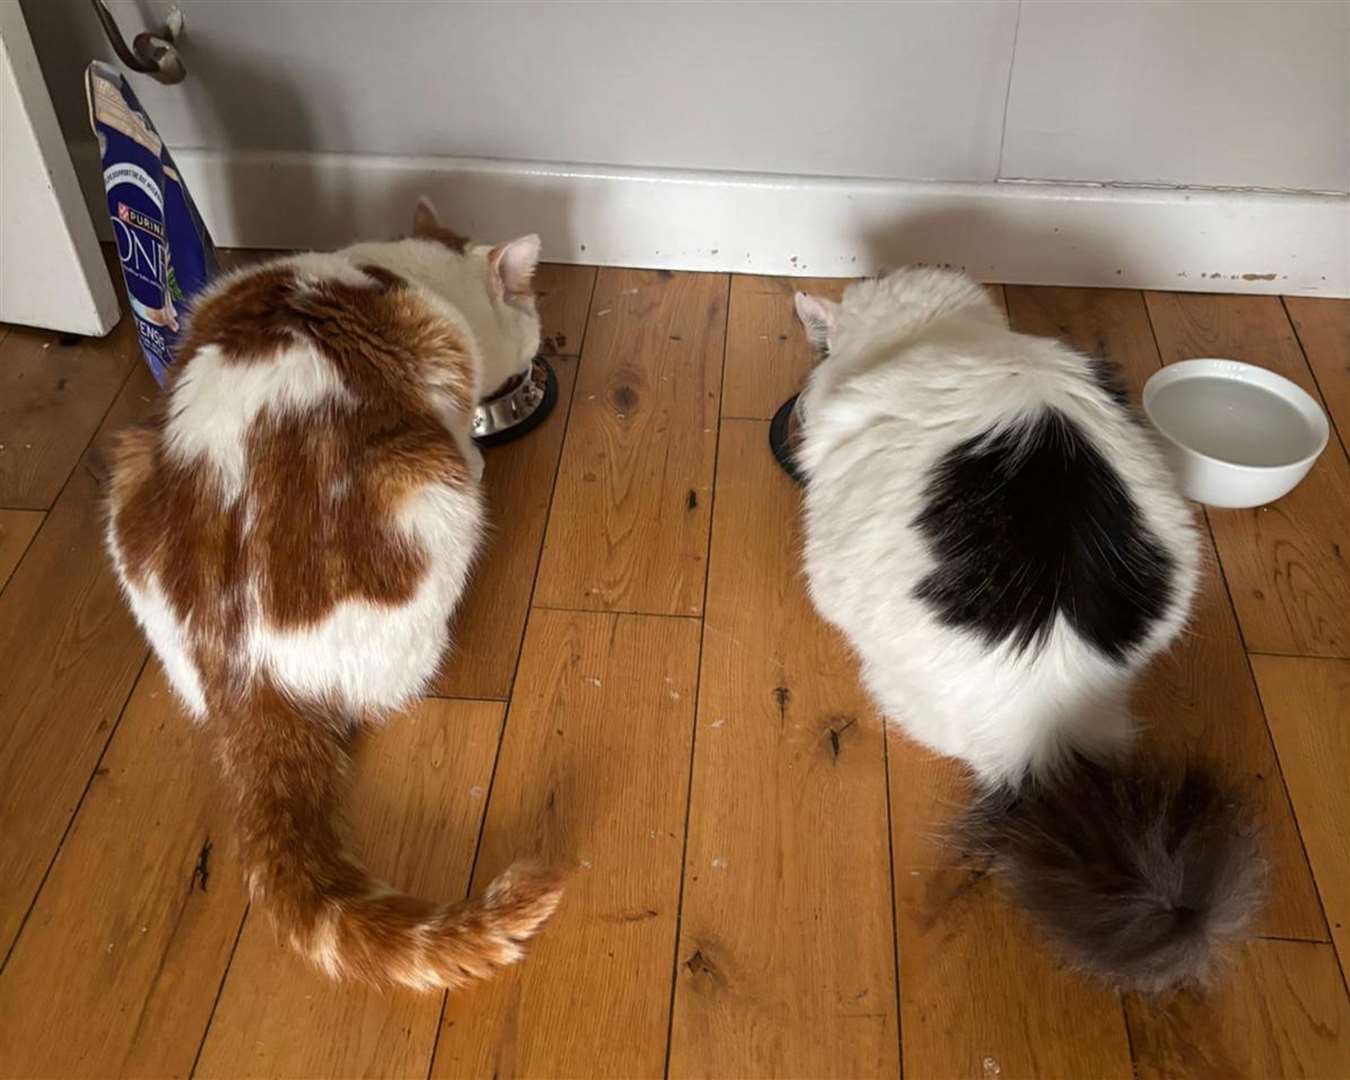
[1142, 358, 1330, 474]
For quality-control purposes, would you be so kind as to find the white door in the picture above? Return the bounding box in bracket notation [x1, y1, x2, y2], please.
[0, 1, 119, 336]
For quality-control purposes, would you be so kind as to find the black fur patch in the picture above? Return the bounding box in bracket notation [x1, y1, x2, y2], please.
[1087, 356, 1131, 410]
[913, 408, 1173, 659]
[950, 755, 1264, 992]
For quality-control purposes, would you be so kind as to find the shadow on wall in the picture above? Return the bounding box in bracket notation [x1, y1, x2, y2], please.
[152, 5, 569, 253]
[216, 160, 581, 256]
[859, 205, 1147, 292]
[176, 29, 573, 255]
[169, 30, 354, 250]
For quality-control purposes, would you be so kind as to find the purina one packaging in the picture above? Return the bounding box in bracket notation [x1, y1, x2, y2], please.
[86, 61, 217, 384]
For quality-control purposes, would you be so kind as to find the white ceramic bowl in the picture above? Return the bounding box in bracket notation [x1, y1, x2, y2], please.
[1142, 359, 1329, 509]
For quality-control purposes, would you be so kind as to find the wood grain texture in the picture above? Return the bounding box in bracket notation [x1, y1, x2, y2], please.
[0, 663, 247, 1080]
[1252, 655, 1350, 971]
[1146, 292, 1350, 657]
[534, 270, 726, 615]
[0, 362, 160, 956]
[1008, 286, 1326, 939]
[719, 278, 1000, 422]
[0, 317, 138, 509]
[432, 609, 699, 1079]
[1126, 939, 1350, 1080]
[1130, 528, 1327, 941]
[196, 699, 505, 1080]
[534, 263, 597, 361]
[1285, 295, 1350, 455]
[889, 731, 1133, 1080]
[722, 275, 848, 419]
[0, 508, 43, 590]
[1, 277, 1347, 1080]
[667, 420, 899, 1080]
[433, 353, 580, 699]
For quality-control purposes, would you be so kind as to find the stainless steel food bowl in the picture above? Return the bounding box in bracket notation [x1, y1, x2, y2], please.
[473, 356, 558, 447]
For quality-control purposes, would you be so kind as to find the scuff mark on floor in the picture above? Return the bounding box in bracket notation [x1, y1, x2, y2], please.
[190, 838, 212, 893]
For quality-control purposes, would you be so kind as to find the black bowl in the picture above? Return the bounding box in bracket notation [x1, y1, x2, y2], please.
[768, 393, 807, 486]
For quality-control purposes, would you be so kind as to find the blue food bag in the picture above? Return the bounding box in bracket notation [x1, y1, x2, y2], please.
[86, 60, 217, 385]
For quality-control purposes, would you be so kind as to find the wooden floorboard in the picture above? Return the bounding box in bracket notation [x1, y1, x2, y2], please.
[1146, 292, 1350, 658]
[1252, 655, 1350, 974]
[534, 269, 727, 616]
[433, 265, 595, 699]
[0, 661, 246, 1080]
[722, 274, 848, 419]
[1284, 296, 1350, 455]
[432, 609, 700, 1078]
[1126, 939, 1350, 1080]
[1008, 286, 1327, 941]
[0, 508, 44, 591]
[891, 778, 1135, 1080]
[896, 286, 1135, 1080]
[533, 263, 598, 363]
[0, 360, 156, 958]
[0, 318, 139, 510]
[668, 420, 899, 1079]
[1, 270, 1347, 1080]
[196, 699, 505, 1079]
[432, 352, 579, 699]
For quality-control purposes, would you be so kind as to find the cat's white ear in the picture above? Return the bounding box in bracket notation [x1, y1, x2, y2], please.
[794, 292, 837, 349]
[413, 196, 440, 235]
[489, 234, 542, 297]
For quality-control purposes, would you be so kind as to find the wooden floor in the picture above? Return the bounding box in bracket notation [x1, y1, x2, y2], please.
[1, 260, 1348, 1080]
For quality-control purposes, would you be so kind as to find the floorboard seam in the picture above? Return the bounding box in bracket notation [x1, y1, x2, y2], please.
[1145, 287, 1338, 945]
[1281, 296, 1349, 460]
[0, 511, 46, 597]
[0, 649, 150, 975]
[188, 902, 252, 1078]
[425, 267, 598, 1080]
[661, 273, 731, 1079]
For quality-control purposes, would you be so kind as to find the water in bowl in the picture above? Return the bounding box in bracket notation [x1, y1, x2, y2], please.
[1148, 375, 1315, 467]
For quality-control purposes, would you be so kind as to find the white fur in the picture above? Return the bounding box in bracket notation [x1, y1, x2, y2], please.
[795, 268, 1200, 787]
[343, 236, 541, 398]
[164, 340, 353, 500]
[120, 569, 208, 718]
[252, 481, 485, 715]
[110, 221, 540, 723]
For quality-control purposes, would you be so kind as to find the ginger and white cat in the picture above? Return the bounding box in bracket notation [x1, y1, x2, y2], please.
[791, 269, 1263, 991]
[105, 199, 561, 991]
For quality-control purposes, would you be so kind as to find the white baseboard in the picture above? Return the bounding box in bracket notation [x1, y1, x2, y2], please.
[75, 145, 1349, 296]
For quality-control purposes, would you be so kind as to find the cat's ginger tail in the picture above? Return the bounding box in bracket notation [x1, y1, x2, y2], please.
[213, 679, 562, 991]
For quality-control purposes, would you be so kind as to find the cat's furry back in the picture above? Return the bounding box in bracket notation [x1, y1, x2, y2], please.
[792, 269, 1263, 991]
[105, 202, 560, 992]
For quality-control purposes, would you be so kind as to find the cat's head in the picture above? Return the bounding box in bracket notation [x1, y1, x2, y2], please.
[793, 266, 1000, 362]
[409, 198, 543, 398]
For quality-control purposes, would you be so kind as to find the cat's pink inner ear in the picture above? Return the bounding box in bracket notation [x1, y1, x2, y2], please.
[490, 234, 542, 297]
[413, 197, 440, 235]
[794, 291, 837, 347]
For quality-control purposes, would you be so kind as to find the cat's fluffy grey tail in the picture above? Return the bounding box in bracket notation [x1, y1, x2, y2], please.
[953, 755, 1264, 993]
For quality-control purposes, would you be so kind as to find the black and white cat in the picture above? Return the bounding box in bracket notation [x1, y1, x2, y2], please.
[789, 268, 1263, 991]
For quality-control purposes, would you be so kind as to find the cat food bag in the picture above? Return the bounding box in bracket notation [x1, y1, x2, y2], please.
[86, 60, 217, 385]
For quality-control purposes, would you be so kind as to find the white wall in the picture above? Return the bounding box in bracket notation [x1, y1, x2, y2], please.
[21, 0, 1350, 295]
[28, 0, 1347, 191]
[1003, 1, 1350, 192]
[26, 0, 1023, 179]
